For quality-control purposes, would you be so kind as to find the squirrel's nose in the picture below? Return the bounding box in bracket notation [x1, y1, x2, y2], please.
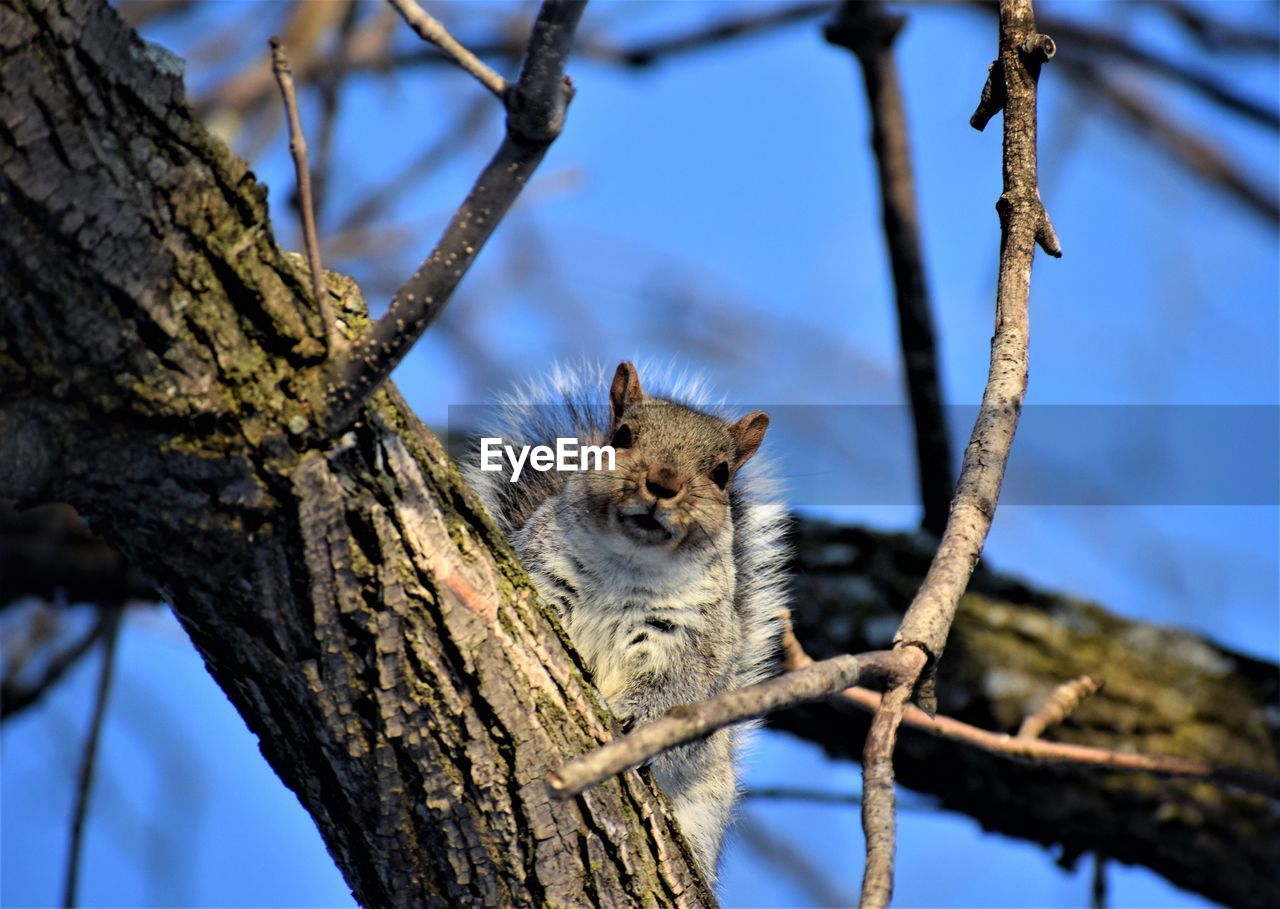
[643, 468, 685, 504]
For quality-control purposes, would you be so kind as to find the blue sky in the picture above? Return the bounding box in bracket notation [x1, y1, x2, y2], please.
[3, 1, 1277, 907]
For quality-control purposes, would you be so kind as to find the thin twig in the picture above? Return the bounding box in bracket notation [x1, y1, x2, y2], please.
[387, 0, 508, 99]
[546, 650, 898, 798]
[1, 612, 111, 721]
[1065, 57, 1280, 226]
[1043, 16, 1279, 131]
[826, 0, 954, 537]
[744, 786, 860, 805]
[779, 626, 1280, 801]
[1149, 0, 1280, 55]
[833, 682, 1280, 798]
[312, 0, 361, 218]
[736, 812, 852, 909]
[62, 607, 123, 909]
[1017, 674, 1103, 739]
[322, 0, 588, 437]
[1091, 852, 1108, 909]
[588, 0, 837, 67]
[270, 37, 337, 354]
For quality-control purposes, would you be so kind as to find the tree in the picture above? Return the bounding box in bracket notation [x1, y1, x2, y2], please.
[3, 1, 1276, 907]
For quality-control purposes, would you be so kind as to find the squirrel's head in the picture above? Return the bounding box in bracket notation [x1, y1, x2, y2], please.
[574, 361, 769, 551]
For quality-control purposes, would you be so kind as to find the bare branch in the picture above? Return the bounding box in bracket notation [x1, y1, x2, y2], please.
[1, 609, 112, 721]
[736, 813, 852, 909]
[270, 37, 337, 354]
[826, 0, 955, 537]
[780, 624, 1280, 801]
[858, 645, 926, 909]
[546, 650, 898, 799]
[62, 607, 122, 909]
[1065, 57, 1280, 226]
[0, 503, 155, 609]
[323, 0, 588, 437]
[1150, 0, 1280, 55]
[832, 682, 1280, 799]
[588, 0, 837, 68]
[899, 0, 1059, 704]
[386, 0, 508, 98]
[1091, 853, 1108, 909]
[312, 1, 362, 218]
[855, 3, 1060, 904]
[1044, 16, 1279, 131]
[116, 0, 192, 28]
[1016, 674, 1103, 739]
[744, 786, 859, 805]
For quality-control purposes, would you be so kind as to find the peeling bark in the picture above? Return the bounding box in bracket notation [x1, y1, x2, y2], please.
[0, 1, 709, 905]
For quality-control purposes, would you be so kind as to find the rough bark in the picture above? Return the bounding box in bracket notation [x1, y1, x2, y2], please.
[774, 521, 1280, 909]
[3, 2, 1277, 907]
[8, 498, 1278, 907]
[0, 1, 709, 906]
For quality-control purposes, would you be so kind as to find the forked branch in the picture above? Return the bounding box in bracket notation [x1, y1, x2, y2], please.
[548, 650, 898, 797]
[322, 0, 588, 436]
[858, 4, 1060, 903]
[545, 4, 1060, 906]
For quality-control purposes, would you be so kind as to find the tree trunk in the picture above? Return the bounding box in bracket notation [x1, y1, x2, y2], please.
[0, 1, 709, 905]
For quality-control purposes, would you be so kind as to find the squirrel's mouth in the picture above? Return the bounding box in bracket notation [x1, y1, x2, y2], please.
[616, 509, 676, 544]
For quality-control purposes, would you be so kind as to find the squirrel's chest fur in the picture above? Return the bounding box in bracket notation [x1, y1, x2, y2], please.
[513, 496, 738, 707]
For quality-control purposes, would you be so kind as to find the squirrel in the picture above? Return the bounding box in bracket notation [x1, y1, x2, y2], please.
[463, 360, 789, 880]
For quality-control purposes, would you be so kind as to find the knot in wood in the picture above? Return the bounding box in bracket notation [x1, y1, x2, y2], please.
[505, 77, 573, 145]
[1019, 33, 1056, 63]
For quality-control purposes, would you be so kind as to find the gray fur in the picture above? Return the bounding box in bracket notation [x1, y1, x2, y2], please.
[463, 360, 790, 881]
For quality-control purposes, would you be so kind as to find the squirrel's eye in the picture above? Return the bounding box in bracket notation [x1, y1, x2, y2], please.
[610, 424, 633, 449]
[710, 461, 730, 489]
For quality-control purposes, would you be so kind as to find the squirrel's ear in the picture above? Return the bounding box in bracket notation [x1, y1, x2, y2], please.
[610, 361, 645, 422]
[729, 411, 770, 468]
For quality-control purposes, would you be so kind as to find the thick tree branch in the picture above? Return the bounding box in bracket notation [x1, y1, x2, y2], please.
[323, 0, 588, 437]
[825, 0, 955, 538]
[1, 1, 710, 904]
[774, 521, 1280, 909]
[0, 504, 155, 609]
